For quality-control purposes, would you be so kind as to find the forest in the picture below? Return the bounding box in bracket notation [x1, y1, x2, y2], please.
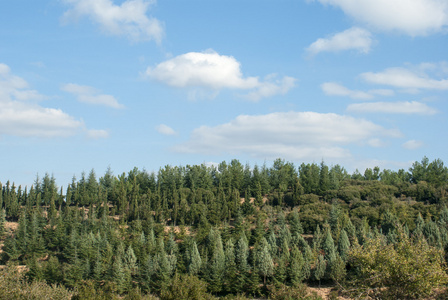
[1, 156, 448, 299]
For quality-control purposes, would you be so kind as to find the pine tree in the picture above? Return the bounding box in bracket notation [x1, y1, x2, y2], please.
[288, 245, 305, 286]
[256, 238, 274, 286]
[314, 254, 326, 287]
[208, 231, 225, 293]
[322, 226, 336, 261]
[224, 238, 237, 293]
[188, 241, 202, 275]
[338, 229, 350, 261]
[0, 209, 5, 236]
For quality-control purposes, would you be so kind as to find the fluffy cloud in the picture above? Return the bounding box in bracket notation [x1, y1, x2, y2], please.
[311, 0, 448, 36]
[62, 0, 163, 43]
[361, 66, 448, 91]
[156, 124, 177, 136]
[402, 139, 424, 150]
[0, 101, 83, 137]
[145, 50, 296, 101]
[347, 101, 437, 115]
[307, 27, 373, 55]
[61, 83, 124, 109]
[174, 111, 401, 160]
[0, 63, 100, 138]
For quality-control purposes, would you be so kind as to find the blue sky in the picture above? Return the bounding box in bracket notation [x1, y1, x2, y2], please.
[1, 0, 448, 187]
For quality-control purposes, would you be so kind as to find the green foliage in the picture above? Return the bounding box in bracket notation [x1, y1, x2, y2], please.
[160, 273, 215, 300]
[347, 227, 448, 299]
[267, 283, 322, 300]
[1, 157, 448, 298]
[0, 263, 72, 300]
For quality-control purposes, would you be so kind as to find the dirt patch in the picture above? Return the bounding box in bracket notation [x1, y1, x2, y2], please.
[308, 285, 351, 300]
[5, 221, 19, 231]
[164, 226, 191, 236]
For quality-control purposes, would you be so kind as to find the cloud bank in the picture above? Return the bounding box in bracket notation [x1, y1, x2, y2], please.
[347, 101, 438, 115]
[361, 65, 448, 91]
[145, 50, 296, 101]
[174, 111, 401, 160]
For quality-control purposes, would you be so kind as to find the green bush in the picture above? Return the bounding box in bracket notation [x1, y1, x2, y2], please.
[346, 227, 448, 299]
[160, 273, 216, 300]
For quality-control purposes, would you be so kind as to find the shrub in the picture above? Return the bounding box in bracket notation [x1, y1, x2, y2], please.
[346, 227, 448, 299]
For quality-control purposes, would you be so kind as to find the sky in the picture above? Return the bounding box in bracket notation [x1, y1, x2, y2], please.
[1, 0, 448, 188]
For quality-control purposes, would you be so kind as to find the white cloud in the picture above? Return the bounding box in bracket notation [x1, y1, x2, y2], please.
[311, 0, 448, 36]
[145, 50, 296, 101]
[307, 27, 373, 55]
[62, 83, 124, 109]
[0, 63, 87, 138]
[347, 101, 437, 115]
[402, 139, 424, 150]
[62, 0, 163, 43]
[86, 129, 109, 139]
[173, 111, 401, 161]
[321, 82, 373, 100]
[156, 124, 177, 136]
[361, 66, 448, 91]
[0, 101, 83, 138]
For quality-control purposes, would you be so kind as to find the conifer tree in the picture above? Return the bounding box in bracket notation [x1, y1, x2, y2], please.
[338, 229, 350, 261]
[235, 234, 249, 292]
[188, 241, 202, 275]
[322, 226, 336, 261]
[0, 209, 5, 236]
[208, 231, 225, 293]
[256, 238, 274, 286]
[314, 254, 326, 287]
[224, 238, 238, 293]
[288, 245, 305, 286]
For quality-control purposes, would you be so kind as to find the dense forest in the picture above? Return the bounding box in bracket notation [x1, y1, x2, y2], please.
[1, 157, 448, 299]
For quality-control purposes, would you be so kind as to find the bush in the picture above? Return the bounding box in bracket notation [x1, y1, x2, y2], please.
[159, 273, 216, 300]
[346, 227, 448, 299]
[267, 284, 322, 300]
[0, 263, 72, 300]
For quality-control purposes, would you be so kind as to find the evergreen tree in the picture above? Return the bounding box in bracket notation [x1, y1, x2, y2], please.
[224, 238, 238, 293]
[188, 241, 202, 275]
[256, 238, 274, 286]
[338, 229, 350, 261]
[314, 254, 326, 287]
[288, 245, 305, 286]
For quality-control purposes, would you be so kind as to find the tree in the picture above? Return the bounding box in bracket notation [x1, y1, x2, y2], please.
[314, 254, 326, 288]
[188, 241, 202, 276]
[288, 245, 305, 286]
[256, 238, 274, 286]
[338, 229, 350, 261]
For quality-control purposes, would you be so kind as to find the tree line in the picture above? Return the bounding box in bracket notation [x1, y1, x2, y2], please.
[0, 156, 448, 299]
